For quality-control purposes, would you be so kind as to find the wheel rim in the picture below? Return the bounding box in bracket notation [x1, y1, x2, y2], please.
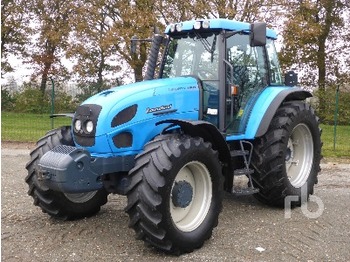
[285, 123, 314, 188]
[170, 161, 212, 232]
[64, 191, 97, 203]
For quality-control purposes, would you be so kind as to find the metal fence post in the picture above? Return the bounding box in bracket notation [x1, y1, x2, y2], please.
[50, 77, 55, 129]
[333, 85, 339, 150]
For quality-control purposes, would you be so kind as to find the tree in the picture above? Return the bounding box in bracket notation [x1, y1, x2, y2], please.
[66, 0, 160, 84]
[155, 0, 276, 23]
[280, 0, 350, 114]
[1, 0, 31, 75]
[25, 0, 74, 94]
[67, 0, 122, 92]
[106, 0, 160, 82]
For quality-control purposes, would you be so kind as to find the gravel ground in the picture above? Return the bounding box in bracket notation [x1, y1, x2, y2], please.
[2, 144, 350, 261]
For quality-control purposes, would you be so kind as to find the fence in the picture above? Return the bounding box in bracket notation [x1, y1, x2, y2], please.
[1, 83, 350, 158]
[314, 86, 350, 158]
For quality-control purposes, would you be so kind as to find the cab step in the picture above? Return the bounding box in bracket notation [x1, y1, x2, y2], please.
[230, 150, 249, 157]
[234, 168, 254, 176]
[232, 187, 259, 196]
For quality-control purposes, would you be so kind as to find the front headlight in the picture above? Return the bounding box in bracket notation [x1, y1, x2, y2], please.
[74, 119, 82, 132]
[85, 120, 94, 133]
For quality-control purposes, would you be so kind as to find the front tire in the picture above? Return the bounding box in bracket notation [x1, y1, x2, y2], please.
[25, 126, 108, 220]
[125, 134, 223, 254]
[251, 101, 322, 207]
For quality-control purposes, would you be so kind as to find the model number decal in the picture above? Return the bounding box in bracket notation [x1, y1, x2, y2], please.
[168, 86, 197, 91]
[146, 104, 173, 114]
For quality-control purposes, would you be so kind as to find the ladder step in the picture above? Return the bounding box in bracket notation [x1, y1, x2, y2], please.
[232, 187, 259, 196]
[234, 168, 254, 176]
[230, 150, 249, 157]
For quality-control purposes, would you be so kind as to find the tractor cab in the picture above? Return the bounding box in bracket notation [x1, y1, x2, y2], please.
[159, 19, 283, 135]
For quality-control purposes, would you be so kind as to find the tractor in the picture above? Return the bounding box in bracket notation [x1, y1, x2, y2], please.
[26, 18, 322, 254]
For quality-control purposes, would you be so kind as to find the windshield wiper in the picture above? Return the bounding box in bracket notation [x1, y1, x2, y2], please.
[194, 32, 211, 52]
[210, 35, 217, 62]
[225, 29, 249, 39]
[194, 32, 217, 62]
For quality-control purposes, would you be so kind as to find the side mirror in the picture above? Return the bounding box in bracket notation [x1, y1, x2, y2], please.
[285, 70, 298, 86]
[250, 22, 266, 47]
[130, 35, 138, 55]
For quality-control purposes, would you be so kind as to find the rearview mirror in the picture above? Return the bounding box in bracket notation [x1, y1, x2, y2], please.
[130, 35, 138, 55]
[250, 22, 266, 47]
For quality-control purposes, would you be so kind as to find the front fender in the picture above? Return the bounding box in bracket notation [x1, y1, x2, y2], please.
[157, 119, 231, 165]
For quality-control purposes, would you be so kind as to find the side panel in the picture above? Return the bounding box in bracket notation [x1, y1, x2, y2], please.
[226, 86, 311, 141]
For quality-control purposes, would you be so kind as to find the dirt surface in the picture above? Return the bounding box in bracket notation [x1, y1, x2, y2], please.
[2, 144, 350, 261]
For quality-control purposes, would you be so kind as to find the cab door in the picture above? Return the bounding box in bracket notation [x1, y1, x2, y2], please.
[224, 33, 269, 135]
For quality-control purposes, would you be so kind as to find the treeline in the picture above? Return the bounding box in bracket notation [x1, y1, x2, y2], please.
[1, 0, 350, 123]
[1, 85, 79, 114]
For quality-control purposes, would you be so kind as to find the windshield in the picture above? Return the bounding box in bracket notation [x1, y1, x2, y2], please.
[162, 33, 219, 82]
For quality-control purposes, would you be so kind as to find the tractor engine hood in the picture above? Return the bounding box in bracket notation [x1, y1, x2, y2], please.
[72, 76, 200, 155]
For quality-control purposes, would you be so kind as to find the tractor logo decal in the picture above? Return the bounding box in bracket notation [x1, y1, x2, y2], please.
[146, 104, 173, 114]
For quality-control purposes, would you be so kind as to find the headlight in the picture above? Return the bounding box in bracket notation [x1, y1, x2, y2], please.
[202, 20, 210, 29]
[85, 120, 94, 133]
[175, 23, 183, 32]
[193, 20, 210, 30]
[74, 119, 82, 131]
[170, 24, 176, 32]
[194, 21, 201, 30]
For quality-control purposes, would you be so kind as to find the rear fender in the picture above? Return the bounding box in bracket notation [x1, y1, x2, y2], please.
[255, 88, 312, 137]
[227, 87, 312, 141]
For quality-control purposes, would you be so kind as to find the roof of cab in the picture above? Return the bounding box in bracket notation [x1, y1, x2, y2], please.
[165, 18, 277, 39]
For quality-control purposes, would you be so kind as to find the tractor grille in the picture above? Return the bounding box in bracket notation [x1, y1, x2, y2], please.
[73, 104, 102, 147]
[39, 145, 76, 169]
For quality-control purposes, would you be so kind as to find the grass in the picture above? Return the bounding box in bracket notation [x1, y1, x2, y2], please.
[320, 124, 350, 158]
[1, 112, 72, 142]
[1, 112, 349, 158]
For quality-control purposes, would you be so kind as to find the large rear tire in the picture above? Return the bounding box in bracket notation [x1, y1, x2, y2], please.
[251, 101, 322, 207]
[25, 126, 108, 220]
[125, 134, 223, 254]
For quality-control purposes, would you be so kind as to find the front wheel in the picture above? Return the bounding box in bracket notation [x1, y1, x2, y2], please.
[251, 101, 322, 207]
[125, 134, 223, 254]
[25, 126, 108, 220]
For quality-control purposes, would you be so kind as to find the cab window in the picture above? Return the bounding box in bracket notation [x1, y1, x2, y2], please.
[266, 39, 283, 85]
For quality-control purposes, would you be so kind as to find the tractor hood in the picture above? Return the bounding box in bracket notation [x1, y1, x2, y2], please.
[72, 77, 200, 155]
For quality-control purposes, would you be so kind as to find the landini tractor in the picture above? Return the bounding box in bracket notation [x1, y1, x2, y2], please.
[26, 19, 322, 254]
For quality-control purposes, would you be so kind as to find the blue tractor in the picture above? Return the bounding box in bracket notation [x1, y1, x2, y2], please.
[26, 19, 322, 254]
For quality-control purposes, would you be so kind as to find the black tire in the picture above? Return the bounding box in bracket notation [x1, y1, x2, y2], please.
[125, 134, 223, 254]
[25, 126, 108, 220]
[251, 101, 322, 207]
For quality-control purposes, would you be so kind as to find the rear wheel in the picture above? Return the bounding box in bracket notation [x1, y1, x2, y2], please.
[251, 101, 322, 207]
[125, 134, 223, 254]
[25, 126, 108, 220]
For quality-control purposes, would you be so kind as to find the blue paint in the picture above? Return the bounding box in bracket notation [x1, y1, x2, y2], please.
[226, 86, 290, 141]
[75, 77, 200, 155]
